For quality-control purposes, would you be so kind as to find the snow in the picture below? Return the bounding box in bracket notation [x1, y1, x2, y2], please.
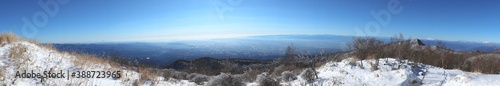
[283, 58, 500, 86]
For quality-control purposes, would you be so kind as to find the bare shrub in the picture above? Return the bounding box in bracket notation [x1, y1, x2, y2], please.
[9, 44, 27, 61]
[285, 44, 299, 59]
[348, 37, 384, 59]
[207, 73, 244, 86]
[170, 71, 188, 80]
[187, 73, 209, 85]
[160, 69, 188, 80]
[160, 69, 174, 79]
[300, 68, 316, 83]
[238, 68, 262, 82]
[133, 79, 140, 86]
[280, 71, 297, 82]
[271, 65, 286, 76]
[466, 55, 500, 74]
[495, 50, 500, 54]
[348, 37, 384, 70]
[0, 69, 4, 80]
[345, 33, 499, 74]
[138, 65, 154, 81]
[256, 72, 280, 86]
[280, 44, 305, 67]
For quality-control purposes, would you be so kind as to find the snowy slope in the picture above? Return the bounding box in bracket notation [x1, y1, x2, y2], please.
[0, 41, 196, 85]
[282, 58, 500, 86]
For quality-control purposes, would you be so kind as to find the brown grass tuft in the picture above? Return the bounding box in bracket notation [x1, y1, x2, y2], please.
[0, 32, 20, 43]
[0, 32, 53, 49]
[9, 44, 27, 61]
[138, 65, 154, 81]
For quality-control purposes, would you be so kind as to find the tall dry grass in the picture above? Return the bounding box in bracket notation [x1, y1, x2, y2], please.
[0, 32, 20, 43]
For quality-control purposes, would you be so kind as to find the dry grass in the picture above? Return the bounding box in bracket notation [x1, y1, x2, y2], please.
[9, 44, 27, 61]
[70, 52, 109, 68]
[494, 50, 500, 54]
[0, 32, 55, 51]
[0, 32, 20, 43]
[138, 65, 154, 81]
[40, 43, 56, 51]
[0, 69, 4, 80]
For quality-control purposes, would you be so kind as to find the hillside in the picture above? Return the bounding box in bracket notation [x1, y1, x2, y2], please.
[165, 57, 272, 75]
[0, 34, 196, 85]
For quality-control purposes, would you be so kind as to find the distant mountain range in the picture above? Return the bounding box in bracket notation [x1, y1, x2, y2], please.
[52, 35, 500, 66]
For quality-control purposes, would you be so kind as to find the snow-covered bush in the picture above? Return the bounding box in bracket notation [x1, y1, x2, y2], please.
[256, 72, 280, 86]
[300, 68, 316, 83]
[187, 73, 208, 85]
[207, 73, 244, 86]
[280, 71, 296, 82]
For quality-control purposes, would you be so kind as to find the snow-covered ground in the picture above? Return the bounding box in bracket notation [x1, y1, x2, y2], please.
[280, 58, 500, 86]
[1, 41, 500, 86]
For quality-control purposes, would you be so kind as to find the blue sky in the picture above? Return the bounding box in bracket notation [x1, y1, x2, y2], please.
[0, 0, 499, 43]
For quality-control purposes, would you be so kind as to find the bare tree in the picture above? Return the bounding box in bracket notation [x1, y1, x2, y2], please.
[436, 40, 446, 49]
[285, 43, 298, 58]
[284, 44, 299, 65]
[283, 44, 319, 79]
[348, 37, 384, 69]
